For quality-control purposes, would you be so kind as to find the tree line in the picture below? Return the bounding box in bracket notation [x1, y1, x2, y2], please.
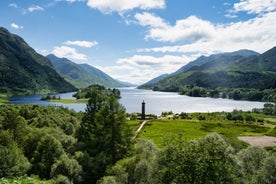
[0, 85, 130, 183]
[0, 85, 275, 183]
[180, 86, 276, 103]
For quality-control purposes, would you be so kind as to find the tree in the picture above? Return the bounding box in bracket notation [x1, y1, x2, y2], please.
[76, 87, 132, 183]
[30, 134, 64, 179]
[50, 154, 82, 183]
[0, 131, 30, 177]
[99, 139, 160, 184]
[237, 146, 269, 183]
[158, 133, 237, 184]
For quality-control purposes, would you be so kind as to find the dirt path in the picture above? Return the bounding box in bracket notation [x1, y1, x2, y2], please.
[238, 136, 276, 147]
[133, 120, 148, 139]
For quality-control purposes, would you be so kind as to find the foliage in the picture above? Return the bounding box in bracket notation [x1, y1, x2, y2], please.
[0, 104, 82, 181]
[158, 133, 237, 184]
[138, 111, 274, 149]
[98, 139, 160, 184]
[100, 133, 276, 184]
[237, 146, 276, 184]
[139, 46, 276, 103]
[76, 86, 132, 183]
[0, 27, 77, 95]
[41, 95, 60, 101]
[0, 176, 51, 184]
[47, 54, 124, 89]
[0, 131, 30, 177]
[73, 84, 121, 99]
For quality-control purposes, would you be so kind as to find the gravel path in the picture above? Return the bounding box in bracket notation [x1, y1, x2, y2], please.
[238, 136, 276, 147]
[133, 120, 148, 139]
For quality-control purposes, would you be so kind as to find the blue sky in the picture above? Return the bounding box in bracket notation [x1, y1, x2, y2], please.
[1, 0, 276, 84]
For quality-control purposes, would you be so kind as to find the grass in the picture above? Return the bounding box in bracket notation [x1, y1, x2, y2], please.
[0, 94, 8, 104]
[127, 120, 143, 135]
[138, 119, 207, 147]
[0, 176, 51, 184]
[137, 112, 275, 149]
[49, 98, 88, 104]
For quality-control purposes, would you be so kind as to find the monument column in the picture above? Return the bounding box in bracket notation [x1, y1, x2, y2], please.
[141, 100, 145, 120]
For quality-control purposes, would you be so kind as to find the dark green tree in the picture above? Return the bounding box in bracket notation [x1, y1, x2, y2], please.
[0, 131, 30, 177]
[50, 154, 82, 183]
[99, 139, 160, 184]
[76, 87, 132, 183]
[30, 134, 64, 179]
[158, 133, 237, 184]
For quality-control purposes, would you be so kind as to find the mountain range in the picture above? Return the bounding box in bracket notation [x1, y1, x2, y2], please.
[139, 47, 276, 91]
[0, 27, 134, 95]
[47, 54, 128, 89]
[0, 27, 76, 94]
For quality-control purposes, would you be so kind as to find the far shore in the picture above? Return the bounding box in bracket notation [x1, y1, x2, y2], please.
[48, 98, 88, 104]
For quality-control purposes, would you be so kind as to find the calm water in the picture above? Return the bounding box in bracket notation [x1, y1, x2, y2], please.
[8, 88, 265, 115]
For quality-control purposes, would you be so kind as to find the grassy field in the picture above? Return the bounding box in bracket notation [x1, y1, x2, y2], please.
[136, 112, 276, 149]
[0, 177, 51, 184]
[49, 98, 88, 104]
[0, 94, 8, 104]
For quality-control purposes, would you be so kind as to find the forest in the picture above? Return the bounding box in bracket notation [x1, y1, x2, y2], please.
[0, 85, 275, 184]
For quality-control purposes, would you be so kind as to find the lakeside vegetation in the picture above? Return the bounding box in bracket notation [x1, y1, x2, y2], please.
[139, 46, 276, 104]
[1, 85, 276, 183]
[138, 111, 275, 149]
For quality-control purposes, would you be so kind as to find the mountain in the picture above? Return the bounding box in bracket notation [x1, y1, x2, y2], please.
[139, 47, 276, 91]
[47, 54, 125, 88]
[138, 74, 169, 88]
[115, 80, 136, 87]
[175, 49, 260, 74]
[0, 27, 76, 95]
[139, 50, 260, 89]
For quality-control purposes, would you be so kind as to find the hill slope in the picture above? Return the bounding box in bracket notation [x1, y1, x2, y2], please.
[0, 27, 76, 94]
[139, 47, 276, 91]
[47, 54, 125, 88]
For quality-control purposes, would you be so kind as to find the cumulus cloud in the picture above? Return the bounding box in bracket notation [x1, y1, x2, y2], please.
[86, 0, 165, 14]
[52, 46, 87, 60]
[28, 5, 44, 12]
[10, 23, 23, 29]
[97, 54, 194, 84]
[135, 13, 216, 42]
[55, 0, 85, 3]
[64, 40, 98, 48]
[232, 0, 276, 14]
[136, 11, 276, 54]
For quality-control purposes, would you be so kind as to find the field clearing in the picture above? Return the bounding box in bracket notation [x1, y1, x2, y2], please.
[137, 117, 274, 149]
[238, 136, 276, 147]
[49, 99, 88, 104]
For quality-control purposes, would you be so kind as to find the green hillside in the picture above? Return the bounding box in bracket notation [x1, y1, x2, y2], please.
[139, 47, 276, 95]
[47, 54, 125, 88]
[0, 27, 76, 95]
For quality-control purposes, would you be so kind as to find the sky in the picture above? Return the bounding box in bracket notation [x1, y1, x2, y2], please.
[0, 0, 276, 85]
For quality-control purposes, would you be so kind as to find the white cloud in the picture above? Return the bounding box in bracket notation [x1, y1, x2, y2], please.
[10, 23, 23, 29]
[86, 0, 165, 14]
[232, 0, 276, 14]
[9, 3, 18, 8]
[55, 0, 85, 3]
[28, 5, 44, 12]
[64, 40, 98, 48]
[135, 13, 216, 42]
[97, 54, 194, 84]
[52, 46, 87, 61]
[134, 12, 168, 28]
[135, 11, 276, 54]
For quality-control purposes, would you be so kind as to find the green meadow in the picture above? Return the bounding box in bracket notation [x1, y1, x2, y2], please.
[136, 112, 276, 149]
[49, 98, 88, 104]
